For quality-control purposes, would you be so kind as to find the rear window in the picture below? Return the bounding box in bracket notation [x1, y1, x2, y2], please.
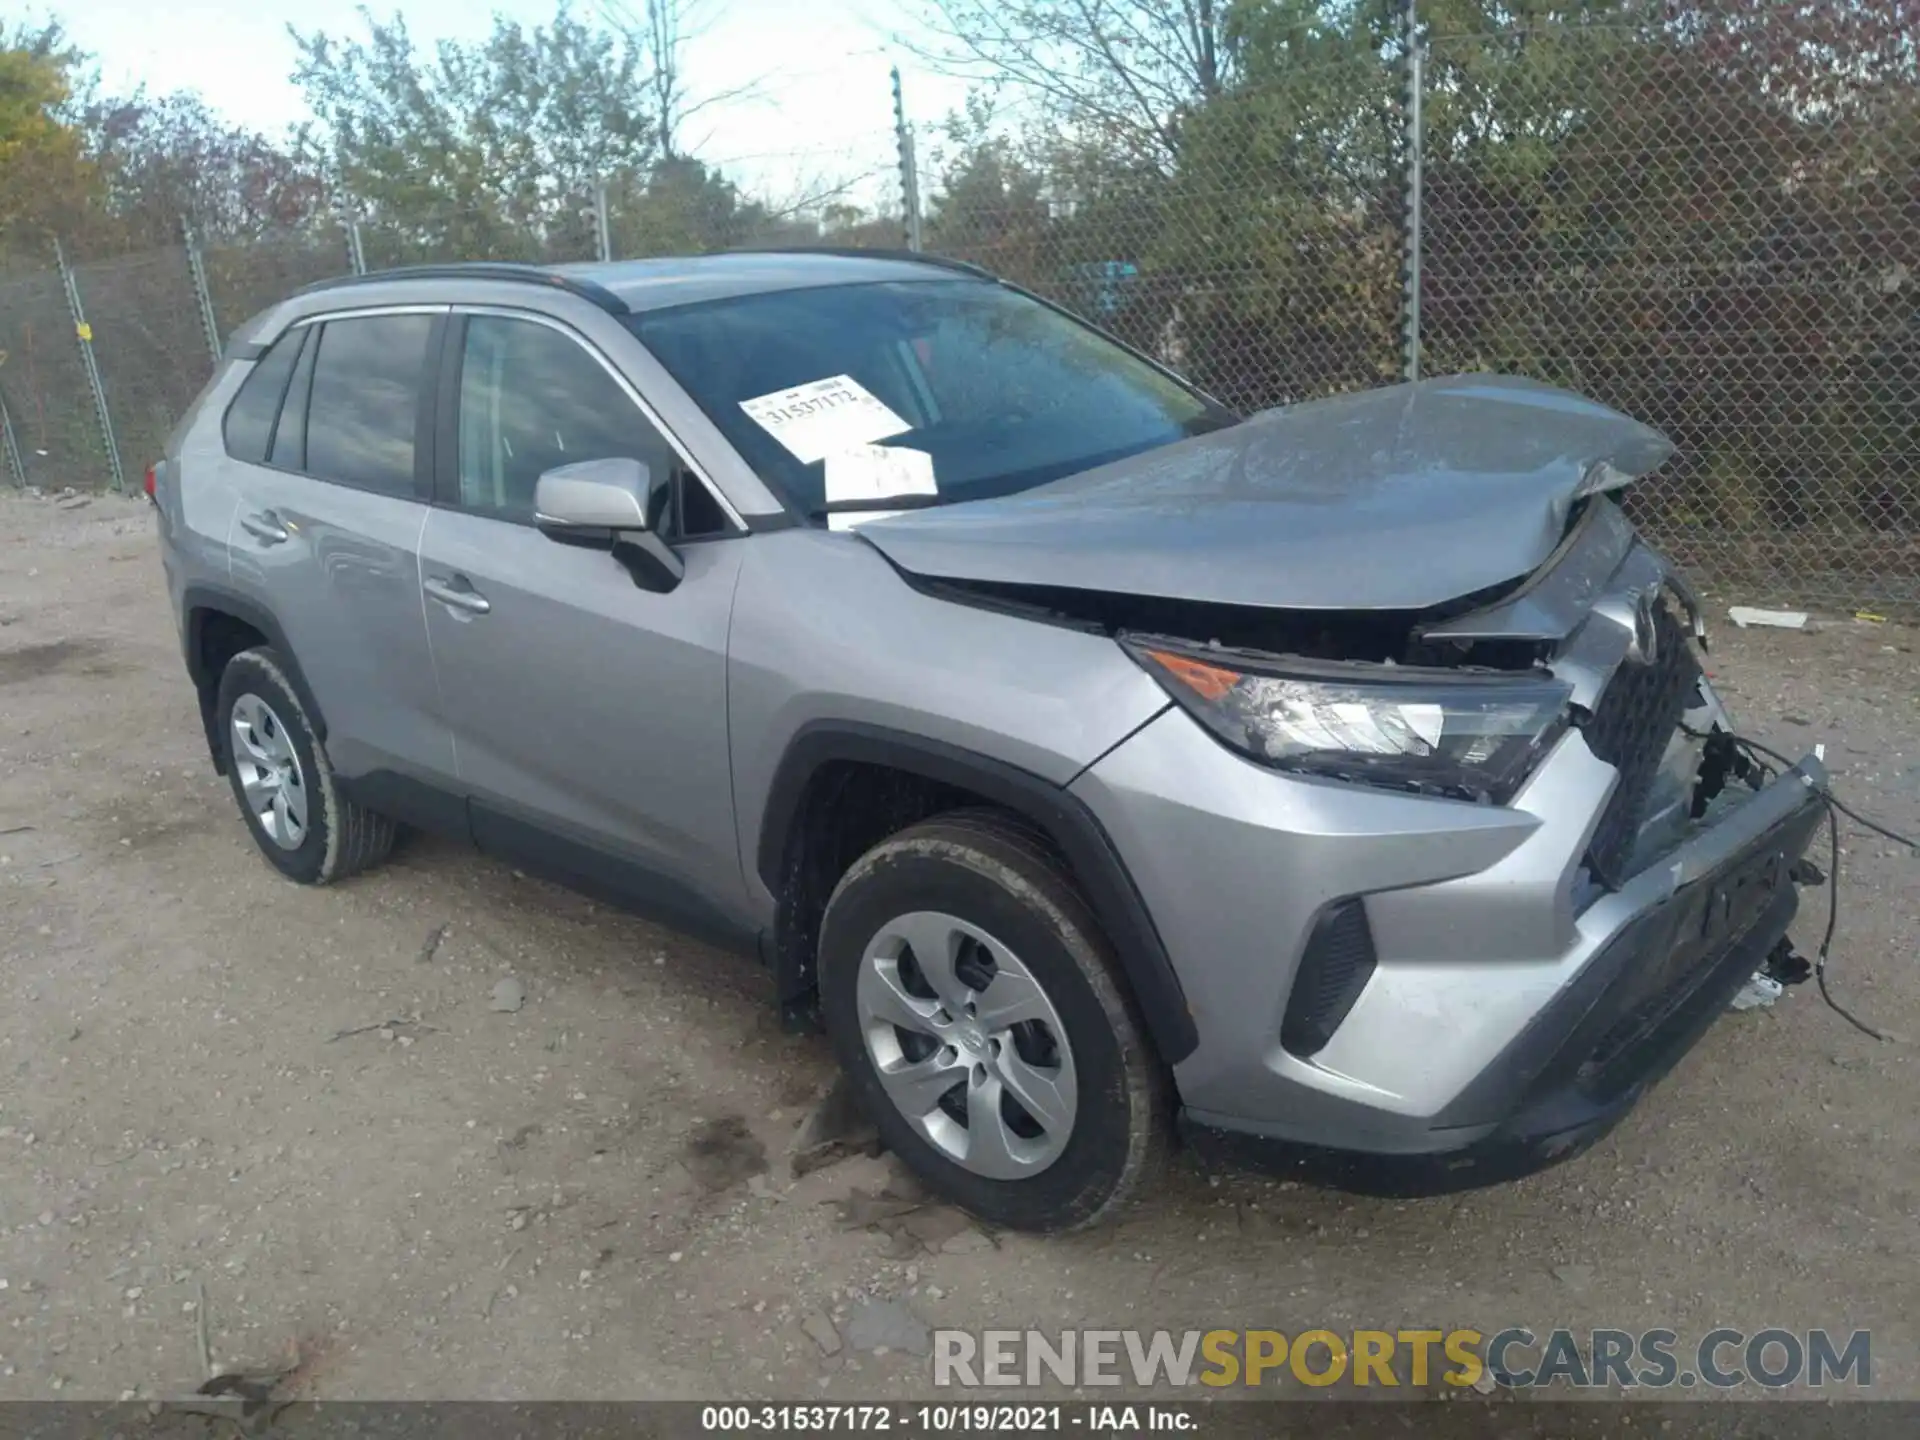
[221, 329, 304, 464]
[627, 279, 1229, 517]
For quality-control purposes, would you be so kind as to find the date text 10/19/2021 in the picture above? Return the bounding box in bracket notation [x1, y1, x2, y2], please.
[700, 1405, 1196, 1432]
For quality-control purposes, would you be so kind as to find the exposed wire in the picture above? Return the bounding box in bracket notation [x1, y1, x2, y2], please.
[1726, 732, 1916, 1042]
[1730, 733, 1920, 850]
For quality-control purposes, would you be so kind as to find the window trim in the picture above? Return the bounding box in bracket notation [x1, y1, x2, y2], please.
[219, 324, 307, 464]
[436, 303, 747, 537]
[227, 304, 449, 502]
[266, 325, 317, 471]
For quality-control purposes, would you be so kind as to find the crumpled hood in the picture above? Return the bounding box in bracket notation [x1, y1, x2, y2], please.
[859, 374, 1673, 611]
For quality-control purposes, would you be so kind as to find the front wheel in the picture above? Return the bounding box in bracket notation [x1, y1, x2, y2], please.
[817, 810, 1170, 1231]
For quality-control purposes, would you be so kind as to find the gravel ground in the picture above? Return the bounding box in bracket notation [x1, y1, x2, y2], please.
[1, 489, 1916, 1404]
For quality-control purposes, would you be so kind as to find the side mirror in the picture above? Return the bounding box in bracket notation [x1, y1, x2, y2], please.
[534, 456, 654, 532]
[533, 457, 685, 593]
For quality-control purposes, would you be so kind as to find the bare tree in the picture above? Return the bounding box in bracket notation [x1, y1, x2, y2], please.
[593, 0, 763, 160]
[895, 0, 1232, 170]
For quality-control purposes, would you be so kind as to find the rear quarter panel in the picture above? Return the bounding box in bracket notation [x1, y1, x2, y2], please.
[161, 362, 252, 646]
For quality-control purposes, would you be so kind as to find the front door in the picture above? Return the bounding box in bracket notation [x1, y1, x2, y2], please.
[416, 310, 748, 939]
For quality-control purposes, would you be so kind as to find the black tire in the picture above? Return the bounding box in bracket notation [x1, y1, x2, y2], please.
[216, 646, 396, 885]
[818, 809, 1170, 1232]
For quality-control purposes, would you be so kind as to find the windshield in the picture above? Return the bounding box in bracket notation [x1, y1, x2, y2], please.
[626, 278, 1233, 518]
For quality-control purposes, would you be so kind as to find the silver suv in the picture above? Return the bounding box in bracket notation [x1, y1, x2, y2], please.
[154, 252, 1826, 1231]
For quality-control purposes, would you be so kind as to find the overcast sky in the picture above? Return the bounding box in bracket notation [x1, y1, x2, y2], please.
[53, 0, 976, 206]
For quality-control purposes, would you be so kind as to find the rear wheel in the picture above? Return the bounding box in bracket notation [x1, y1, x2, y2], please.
[216, 647, 395, 885]
[818, 810, 1169, 1231]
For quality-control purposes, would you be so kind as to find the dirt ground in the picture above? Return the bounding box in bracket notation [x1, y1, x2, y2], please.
[1, 488, 1917, 1405]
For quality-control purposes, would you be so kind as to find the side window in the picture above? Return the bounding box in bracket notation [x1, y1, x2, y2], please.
[304, 314, 434, 496]
[221, 328, 304, 463]
[455, 315, 713, 531]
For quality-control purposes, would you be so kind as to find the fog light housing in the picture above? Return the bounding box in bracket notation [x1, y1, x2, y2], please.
[1281, 898, 1377, 1057]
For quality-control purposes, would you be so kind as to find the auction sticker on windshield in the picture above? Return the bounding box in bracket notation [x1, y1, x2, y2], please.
[741, 376, 910, 464]
[825, 443, 937, 505]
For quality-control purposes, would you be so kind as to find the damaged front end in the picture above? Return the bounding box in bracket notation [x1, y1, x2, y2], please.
[927, 495, 1756, 902]
[862, 372, 1779, 901]
[975, 420, 1837, 1187]
[1417, 496, 1754, 894]
[928, 385, 1838, 1186]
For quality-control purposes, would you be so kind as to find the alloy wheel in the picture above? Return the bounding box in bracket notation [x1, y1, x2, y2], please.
[855, 910, 1078, 1179]
[229, 693, 309, 850]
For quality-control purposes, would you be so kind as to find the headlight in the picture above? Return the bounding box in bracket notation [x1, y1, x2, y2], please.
[1124, 639, 1572, 803]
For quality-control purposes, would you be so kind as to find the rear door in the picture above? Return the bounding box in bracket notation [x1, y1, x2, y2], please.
[416, 308, 748, 938]
[182, 322, 308, 588]
[227, 307, 456, 793]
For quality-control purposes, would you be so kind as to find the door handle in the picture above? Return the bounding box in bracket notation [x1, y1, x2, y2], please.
[423, 575, 492, 615]
[239, 510, 289, 544]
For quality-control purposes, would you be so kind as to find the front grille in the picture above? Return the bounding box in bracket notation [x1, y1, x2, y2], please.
[1578, 599, 1700, 889]
[1281, 899, 1377, 1057]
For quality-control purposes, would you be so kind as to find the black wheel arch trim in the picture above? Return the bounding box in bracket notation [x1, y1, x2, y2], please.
[182, 583, 329, 766]
[756, 721, 1199, 1064]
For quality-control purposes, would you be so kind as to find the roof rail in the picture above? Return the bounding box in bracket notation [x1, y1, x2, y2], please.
[294, 262, 629, 315]
[721, 246, 998, 280]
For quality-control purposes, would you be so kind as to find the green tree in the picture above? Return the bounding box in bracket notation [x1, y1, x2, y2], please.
[290, 4, 655, 263]
[924, 102, 1053, 278]
[1411, 1, 1920, 536]
[0, 21, 101, 260]
[814, 202, 899, 249]
[612, 154, 749, 254]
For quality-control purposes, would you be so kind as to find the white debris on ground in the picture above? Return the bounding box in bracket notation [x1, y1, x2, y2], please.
[1729, 606, 1810, 630]
[1730, 973, 1787, 1011]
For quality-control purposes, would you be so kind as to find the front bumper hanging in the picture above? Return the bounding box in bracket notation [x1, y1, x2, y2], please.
[1184, 755, 1829, 1196]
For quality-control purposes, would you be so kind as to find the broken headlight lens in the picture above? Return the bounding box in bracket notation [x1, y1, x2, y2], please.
[1125, 641, 1572, 803]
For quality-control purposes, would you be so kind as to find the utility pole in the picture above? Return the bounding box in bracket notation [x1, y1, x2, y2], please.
[892, 66, 924, 252]
[593, 178, 613, 263]
[1399, 0, 1424, 384]
[342, 194, 368, 276]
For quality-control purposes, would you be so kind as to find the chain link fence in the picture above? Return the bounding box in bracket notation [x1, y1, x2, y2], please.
[0, 259, 108, 492]
[3, 15, 1915, 610]
[78, 244, 216, 492]
[202, 225, 356, 341]
[1419, 19, 1920, 610]
[924, 49, 1409, 417]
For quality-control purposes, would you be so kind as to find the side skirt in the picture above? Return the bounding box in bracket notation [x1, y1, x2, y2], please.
[334, 772, 764, 964]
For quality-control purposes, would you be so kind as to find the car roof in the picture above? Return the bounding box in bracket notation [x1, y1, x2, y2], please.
[558, 250, 986, 313]
[290, 250, 990, 319]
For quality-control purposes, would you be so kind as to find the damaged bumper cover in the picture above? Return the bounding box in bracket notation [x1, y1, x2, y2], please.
[1179, 754, 1827, 1195]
